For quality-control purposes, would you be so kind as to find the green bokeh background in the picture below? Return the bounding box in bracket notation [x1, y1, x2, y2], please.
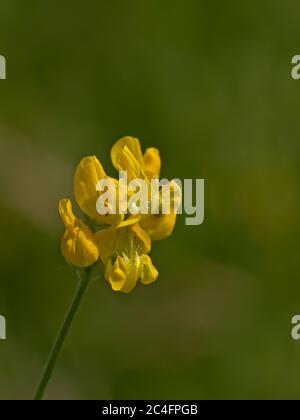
[1, 0, 300, 400]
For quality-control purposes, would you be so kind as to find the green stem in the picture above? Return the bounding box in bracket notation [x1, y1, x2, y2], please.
[34, 268, 91, 400]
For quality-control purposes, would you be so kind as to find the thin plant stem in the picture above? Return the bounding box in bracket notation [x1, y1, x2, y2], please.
[34, 268, 91, 400]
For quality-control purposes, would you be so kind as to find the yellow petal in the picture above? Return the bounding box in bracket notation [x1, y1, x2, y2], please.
[74, 155, 106, 219]
[111, 136, 144, 168]
[143, 148, 161, 179]
[120, 257, 140, 294]
[74, 155, 123, 225]
[106, 256, 140, 294]
[58, 199, 76, 228]
[94, 216, 144, 263]
[94, 227, 118, 263]
[131, 223, 151, 254]
[114, 220, 151, 257]
[61, 222, 99, 268]
[140, 255, 159, 285]
[117, 214, 141, 228]
[106, 256, 127, 292]
[111, 136, 145, 180]
[140, 213, 177, 241]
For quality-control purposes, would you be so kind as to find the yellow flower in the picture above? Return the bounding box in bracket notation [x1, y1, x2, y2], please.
[74, 155, 124, 226]
[58, 199, 99, 268]
[139, 213, 177, 241]
[111, 136, 161, 181]
[140, 255, 159, 285]
[111, 136, 177, 241]
[58, 136, 176, 293]
[105, 256, 141, 294]
[95, 216, 158, 293]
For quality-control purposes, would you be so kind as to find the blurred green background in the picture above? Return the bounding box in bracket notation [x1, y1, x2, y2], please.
[1, 0, 300, 400]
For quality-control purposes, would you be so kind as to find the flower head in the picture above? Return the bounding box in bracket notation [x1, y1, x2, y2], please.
[58, 199, 99, 268]
[58, 136, 177, 293]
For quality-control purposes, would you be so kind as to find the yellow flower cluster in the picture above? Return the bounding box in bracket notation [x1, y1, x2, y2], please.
[59, 136, 177, 293]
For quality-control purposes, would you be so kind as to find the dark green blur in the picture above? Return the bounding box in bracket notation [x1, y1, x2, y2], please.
[1, 0, 300, 400]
